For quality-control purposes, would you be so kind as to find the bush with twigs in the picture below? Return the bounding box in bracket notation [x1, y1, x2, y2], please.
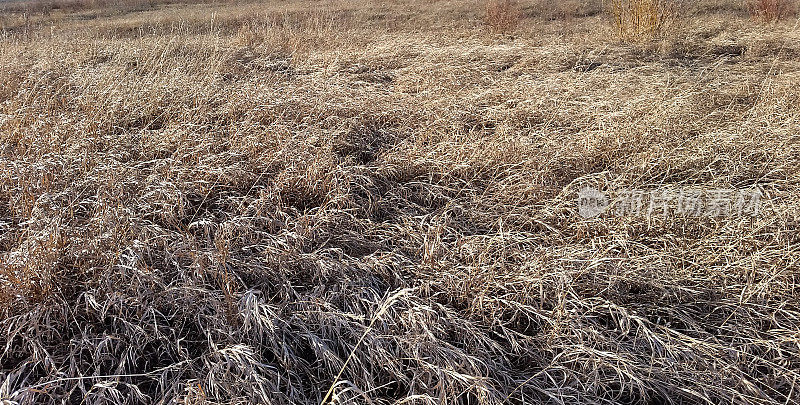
[748, 0, 797, 21]
[485, 0, 521, 34]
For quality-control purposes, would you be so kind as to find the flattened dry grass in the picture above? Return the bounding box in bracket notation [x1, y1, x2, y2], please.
[1, 0, 800, 403]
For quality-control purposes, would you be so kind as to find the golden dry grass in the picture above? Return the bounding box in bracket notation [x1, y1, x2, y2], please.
[1, 0, 800, 403]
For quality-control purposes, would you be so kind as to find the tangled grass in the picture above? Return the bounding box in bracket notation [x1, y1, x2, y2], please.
[1, 0, 800, 403]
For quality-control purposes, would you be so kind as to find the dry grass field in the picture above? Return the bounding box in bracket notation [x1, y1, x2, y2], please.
[1, 0, 800, 403]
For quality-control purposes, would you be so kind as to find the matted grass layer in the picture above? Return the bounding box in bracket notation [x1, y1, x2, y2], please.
[1, 0, 800, 403]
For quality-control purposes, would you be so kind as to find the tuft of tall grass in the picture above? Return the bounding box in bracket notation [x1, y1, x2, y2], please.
[485, 0, 521, 34]
[608, 0, 675, 41]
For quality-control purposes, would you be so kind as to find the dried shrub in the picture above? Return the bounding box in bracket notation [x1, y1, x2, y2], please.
[748, 0, 797, 21]
[485, 0, 521, 34]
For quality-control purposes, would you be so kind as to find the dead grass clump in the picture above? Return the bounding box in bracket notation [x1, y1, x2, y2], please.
[609, 0, 676, 41]
[748, 0, 797, 21]
[485, 0, 521, 34]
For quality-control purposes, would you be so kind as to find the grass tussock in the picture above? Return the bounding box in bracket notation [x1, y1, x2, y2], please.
[609, 0, 676, 40]
[1, 0, 800, 404]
